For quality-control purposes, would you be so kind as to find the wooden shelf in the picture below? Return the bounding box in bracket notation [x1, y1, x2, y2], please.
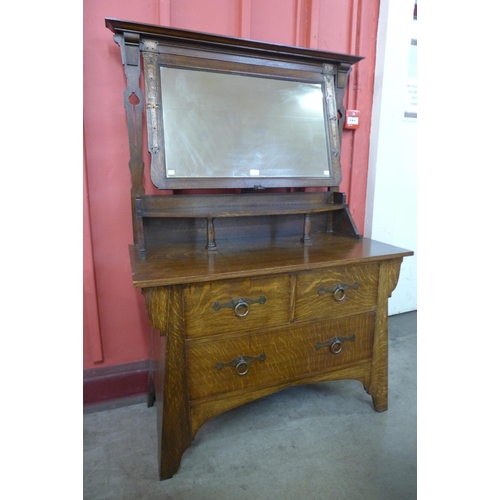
[134, 192, 360, 254]
[140, 202, 346, 219]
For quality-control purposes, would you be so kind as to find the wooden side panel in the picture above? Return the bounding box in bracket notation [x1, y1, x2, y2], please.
[145, 286, 192, 480]
[368, 258, 403, 411]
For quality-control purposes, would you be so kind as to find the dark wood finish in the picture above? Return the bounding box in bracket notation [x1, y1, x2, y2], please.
[106, 18, 414, 480]
[139, 192, 357, 251]
[105, 18, 363, 66]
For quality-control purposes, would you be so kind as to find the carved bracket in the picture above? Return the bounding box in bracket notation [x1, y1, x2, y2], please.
[335, 63, 352, 135]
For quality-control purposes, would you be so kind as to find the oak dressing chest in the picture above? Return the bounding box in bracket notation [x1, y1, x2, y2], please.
[105, 18, 413, 480]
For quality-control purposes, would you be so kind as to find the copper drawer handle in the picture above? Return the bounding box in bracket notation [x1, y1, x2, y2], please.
[317, 282, 359, 302]
[215, 353, 266, 376]
[315, 334, 356, 354]
[212, 296, 266, 317]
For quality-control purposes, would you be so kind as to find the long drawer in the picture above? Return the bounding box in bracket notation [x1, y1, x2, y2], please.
[186, 312, 375, 401]
[183, 274, 291, 338]
[294, 263, 379, 322]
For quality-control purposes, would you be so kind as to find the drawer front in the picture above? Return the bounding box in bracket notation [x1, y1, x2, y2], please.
[294, 263, 379, 322]
[183, 275, 291, 338]
[187, 313, 375, 400]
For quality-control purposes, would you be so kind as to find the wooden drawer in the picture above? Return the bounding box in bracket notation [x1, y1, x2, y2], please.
[294, 263, 379, 322]
[187, 313, 375, 400]
[183, 274, 291, 338]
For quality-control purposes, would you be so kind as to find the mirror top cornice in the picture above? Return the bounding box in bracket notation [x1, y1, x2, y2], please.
[105, 18, 364, 67]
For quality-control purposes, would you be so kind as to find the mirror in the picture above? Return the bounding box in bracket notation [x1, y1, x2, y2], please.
[160, 67, 330, 180]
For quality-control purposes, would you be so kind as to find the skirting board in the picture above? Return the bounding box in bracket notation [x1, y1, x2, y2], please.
[83, 360, 149, 412]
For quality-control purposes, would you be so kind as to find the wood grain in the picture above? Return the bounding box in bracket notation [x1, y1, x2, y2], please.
[130, 235, 413, 288]
[183, 274, 291, 338]
[186, 313, 375, 400]
[145, 252, 411, 478]
[151, 286, 192, 480]
[142, 286, 169, 333]
[367, 258, 403, 412]
[189, 360, 373, 437]
[294, 263, 379, 321]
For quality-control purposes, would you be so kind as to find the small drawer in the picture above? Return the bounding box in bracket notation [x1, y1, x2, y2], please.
[183, 274, 291, 338]
[294, 263, 379, 322]
[187, 313, 375, 401]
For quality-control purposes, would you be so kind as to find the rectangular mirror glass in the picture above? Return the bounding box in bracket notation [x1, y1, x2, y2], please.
[160, 67, 330, 180]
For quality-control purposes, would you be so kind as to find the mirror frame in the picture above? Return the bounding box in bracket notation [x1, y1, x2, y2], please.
[106, 18, 363, 190]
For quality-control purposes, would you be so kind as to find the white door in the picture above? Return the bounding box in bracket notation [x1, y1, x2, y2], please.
[365, 0, 417, 315]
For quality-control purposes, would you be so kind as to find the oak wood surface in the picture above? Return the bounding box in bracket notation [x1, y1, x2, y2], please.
[187, 313, 375, 400]
[294, 263, 379, 322]
[130, 235, 413, 288]
[156, 286, 192, 480]
[183, 274, 291, 338]
[144, 254, 411, 478]
[367, 258, 404, 412]
[189, 359, 373, 437]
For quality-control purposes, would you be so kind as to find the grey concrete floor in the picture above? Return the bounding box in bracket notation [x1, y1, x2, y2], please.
[84, 311, 416, 500]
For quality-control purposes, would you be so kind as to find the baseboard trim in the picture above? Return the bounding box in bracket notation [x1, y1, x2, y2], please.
[83, 360, 149, 409]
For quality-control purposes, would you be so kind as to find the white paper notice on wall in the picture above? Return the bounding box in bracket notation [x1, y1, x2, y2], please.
[404, 39, 417, 119]
[404, 78, 417, 118]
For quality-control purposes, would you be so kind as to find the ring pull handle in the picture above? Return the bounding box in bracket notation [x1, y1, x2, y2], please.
[234, 300, 250, 317]
[317, 282, 359, 302]
[315, 334, 356, 354]
[212, 295, 266, 316]
[333, 286, 347, 302]
[216, 353, 266, 376]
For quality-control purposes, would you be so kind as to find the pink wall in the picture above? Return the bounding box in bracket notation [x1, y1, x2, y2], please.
[83, 0, 381, 370]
